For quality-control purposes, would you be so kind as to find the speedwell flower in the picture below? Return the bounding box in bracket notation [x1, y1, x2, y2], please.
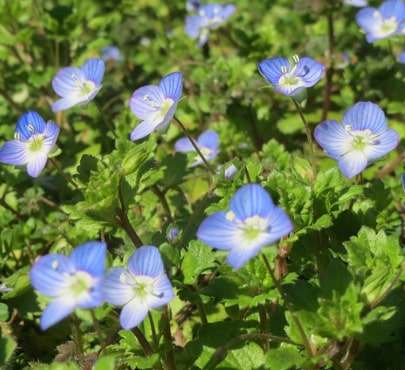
[0, 111, 59, 178]
[314, 102, 399, 179]
[129, 72, 182, 141]
[258, 55, 325, 96]
[355, 0, 405, 43]
[343, 0, 368, 7]
[175, 130, 220, 167]
[51, 58, 105, 112]
[29, 241, 106, 330]
[185, 3, 236, 46]
[103, 246, 175, 329]
[197, 184, 293, 269]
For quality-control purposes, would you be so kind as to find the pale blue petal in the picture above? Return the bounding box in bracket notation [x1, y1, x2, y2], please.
[342, 102, 387, 132]
[103, 268, 135, 306]
[127, 246, 164, 278]
[175, 137, 194, 152]
[197, 211, 240, 250]
[40, 296, 76, 330]
[130, 120, 157, 141]
[197, 130, 219, 150]
[26, 153, 48, 178]
[222, 4, 236, 19]
[185, 18, 200, 39]
[402, 173, 405, 193]
[15, 111, 46, 139]
[76, 279, 104, 308]
[129, 85, 165, 120]
[120, 297, 149, 329]
[70, 241, 106, 276]
[379, 0, 405, 21]
[146, 274, 175, 309]
[227, 244, 263, 269]
[355, 8, 378, 34]
[258, 57, 290, 86]
[52, 96, 83, 112]
[43, 121, 60, 148]
[81, 58, 105, 85]
[294, 57, 325, 87]
[52, 67, 83, 96]
[314, 120, 351, 160]
[266, 206, 293, 241]
[364, 129, 399, 159]
[230, 184, 274, 219]
[338, 151, 368, 178]
[159, 72, 182, 101]
[30, 254, 74, 296]
[0, 140, 28, 166]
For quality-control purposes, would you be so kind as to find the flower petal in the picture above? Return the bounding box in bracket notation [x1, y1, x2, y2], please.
[103, 268, 135, 306]
[266, 206, 294, 241]
[146, 274, 175, 309]
[51, 96, 83, 112]
[338, 150, 368, 178]
[130, 120, 157, 141]
[379, 0, 405, 21]
[129, 85, 165, 121]
[15, 111, 46, 140]
[120, 297, 149, 329]
[230, 184, 275, 219]
[70, 241, 106, 276]
[314, 120, 351, 160]
[26, 153, 48, 178]
[159, 72, 182, 101]
[226, 244, 263, 269]
[127, 246, 164, 278]
[0, 140, 28, 166]
[295, 57, 325, 87]
[30, 254, 74, 296]
[258, 57, 290, 86]
[197, 130, 219, 150]
[175, 137, 195, 152]
[364, 129, 399, 159]
[81, 58, 105, 85]
[52, 67, 83, 97]
[342, 102, 387, 132]
[197, 211, 240, 250]
[40, 296, 76, 330]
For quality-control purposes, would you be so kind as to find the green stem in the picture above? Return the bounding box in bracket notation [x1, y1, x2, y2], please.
[90, 309, 106, 353]
[151, 185, 174, 223]
[49, 158, 80, 190]
[69, 314, 84, 356]
[148, 311, 158, 348]
[258, 304, 269, 352]
[162, 305, 176, 370]
[115, 176, 143, 248]
[261, 254, 314, 357]
[133, 327, 154, 356]
[173, 115, 217, 175]
[292, 98, 316, 180]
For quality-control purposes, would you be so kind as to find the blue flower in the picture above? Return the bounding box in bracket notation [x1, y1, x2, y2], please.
[175, 130, 220, 167]
[51, 58, 105, 112]
[29, 241, 106, 330]
[0, 111, 60, 178]
[129, 72, 182, 141]
[314, 102, 399, 179]
[197, 184, 293, 269]
[185, 3, 236, 46]
[103, 246, 175, 330]
[355, 0, 405, 43]
[186, 0, 200, 12]
[398, 49, 405, 63]
[102, 45, 123, 61]
[343, 0, 368, 7]
[258, 55, 325, 97]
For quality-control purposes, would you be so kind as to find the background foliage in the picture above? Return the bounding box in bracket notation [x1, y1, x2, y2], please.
[0, 0, 404, 369]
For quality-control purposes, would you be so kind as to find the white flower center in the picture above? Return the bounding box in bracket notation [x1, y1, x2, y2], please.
[373, 11, 399, 37]
[143, 94, 174, 124]
[344, 125, 379, 152]
[66, 270, 96, 298]
[226, 211, 269, 243]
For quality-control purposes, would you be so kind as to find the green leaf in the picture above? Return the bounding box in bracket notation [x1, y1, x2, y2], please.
[266, 345, 305, 370]
[0, 335, 17, 367]
[93, 355, 116, 370]
[181, 240, 216, 285]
